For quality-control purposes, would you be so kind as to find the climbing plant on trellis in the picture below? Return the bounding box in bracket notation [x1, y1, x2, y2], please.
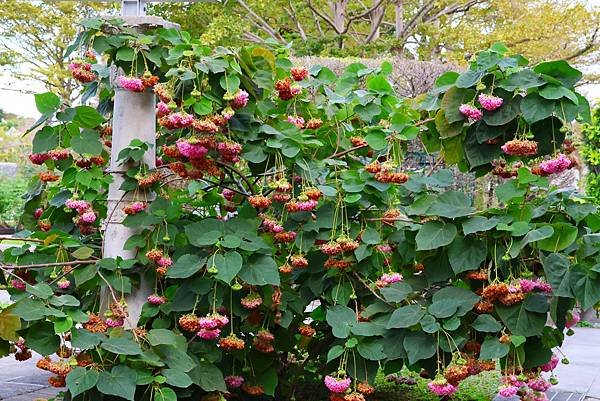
[0, 19, 597, 401]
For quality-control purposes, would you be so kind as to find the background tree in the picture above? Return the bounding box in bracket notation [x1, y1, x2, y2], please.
[154, 0, 599, 74]
[0, 0, 114, 103]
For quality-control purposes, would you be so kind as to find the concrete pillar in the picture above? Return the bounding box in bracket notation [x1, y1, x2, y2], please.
[103, 16, 178, 328]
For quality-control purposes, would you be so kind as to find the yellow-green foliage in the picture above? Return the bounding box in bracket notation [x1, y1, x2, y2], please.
[582, 109, 600, 203]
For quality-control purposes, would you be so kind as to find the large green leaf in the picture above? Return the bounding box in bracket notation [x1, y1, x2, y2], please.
[67, 367, 99, 399]
[480, 337, 509, 360]
[472, 314, 502, 333]
[570, 265, 600, 310]
[166, 254, 206, 279]
[533, 60, 582, 87]
[496, 303, 546, 337]
[189, 361, 227, 392]
[185, 219, 223, 246]
[163, 368, 193, 388]
[509, 225, 554, 258]
[482, 94, 521, 126]
[441, 87, 476, 123]
[426, 191, 474, 218]
[539, 85, 578, 104]
[403, 331, 436, 365]
[538, 223, 578, 252]
[148, 329, 179, 346]
[101, 336, 142, 355]
[73, 105, 104, 128]
[71, 130, 103, 155]
[541, 253, 574, 298]
[357, 338, 386, 360]
[24, 321, 60, 355]
[455, 70, 485, 88]
[447, 236, 487, 274]
[32, 126, 59, 153]
[386, 305, 425, 328]
[238, 254, 280, 286]
[497, 69, 545, 91]
[415, 221, 457, 251]
[380, 282, 413, 303]
[214, 251, 243, 284]
[428, 300, 459, 319]
[432, 287, 479, 316]
[35, 92, 61, 115]
[326, 305, 357, 338]
[0, 308, 21, 341]
[462, 216, 499, 235]
[97, 365, 137, 400]
[521, 93, 554, 124]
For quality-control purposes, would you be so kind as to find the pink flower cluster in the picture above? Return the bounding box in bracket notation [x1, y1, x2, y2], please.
[459, 104, 483, 121]
[11, 279, 25, 291]
[231, 89, 249, 109]
[117, 75, 145, 92]
[198, 328, 221, 340]
[527, 378, 551, 392]
[427, 381, 458, 396]
[199, 313, 229, 329]
[540, 354, 559, 372]
[163, 112, 194, 129]
[376, 243, 393, 253]
[156, 102, 170, 117]
[285, 199, 318, 212]
[324, 375, 351, 393]
[157, 257, 173, 268]
[57, 279, 70, 289]
[498, 385, 519, 397]
[217, 141, 242, 163]
[566, 310, 580, 329]
[80, 211, 97, 224]
[240, 292, 263, 309]
[478, 93, 503, 111]
[261, 217, 284, 233]
[105, 317, 124, 328]
[287, 115, 305, 128]
[376, 272, 403, 288]
[225, 375, 245, 388]
[177, 139, 208, 159]
[222, 106, 235, 120]
[147, 294, 166, 305]
[222, 189, 235, 201]
[65, 199, 90, 214]
[519, 278, 552, 294]
[196, 313, 229, 340]
[539, 153, 572, 175]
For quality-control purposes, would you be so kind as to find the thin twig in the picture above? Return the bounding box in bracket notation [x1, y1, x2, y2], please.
[0, 260, 96, 270]
[353, 272, 393, 306]
[0, 236, 45, 243]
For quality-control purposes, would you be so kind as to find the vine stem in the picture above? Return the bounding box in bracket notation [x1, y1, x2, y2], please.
[352, 271, 393, 306]
[0, 236, 45, 243]
[0, 260, 97, 270]
[215, 161, 256, 195]
[97, 271, 120, 306]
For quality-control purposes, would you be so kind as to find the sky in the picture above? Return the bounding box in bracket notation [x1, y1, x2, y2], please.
[0, 1, 599, 119]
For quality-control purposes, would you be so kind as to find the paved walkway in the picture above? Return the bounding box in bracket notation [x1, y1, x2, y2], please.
[0, 355, 59, 400]
[551, 327, 600, 400]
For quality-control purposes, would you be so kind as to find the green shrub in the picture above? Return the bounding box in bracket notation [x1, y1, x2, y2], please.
[0, 175, 28, 227]
[373, 370, 500, 401]
[582, 108, 600, 203]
